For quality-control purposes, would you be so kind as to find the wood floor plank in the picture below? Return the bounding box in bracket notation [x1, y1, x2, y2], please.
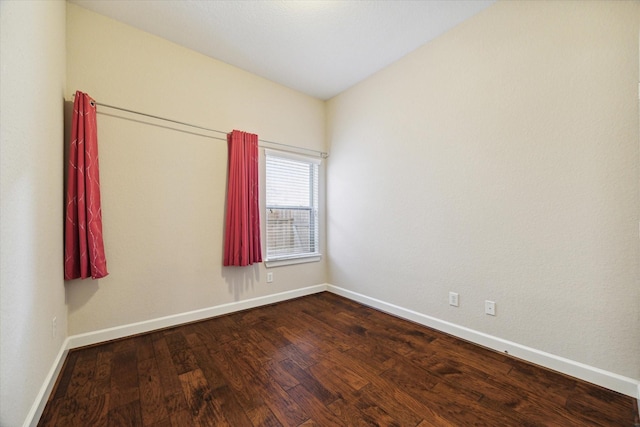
[137, 357, 169, 426]
[73, 395, 111, 427]
[251, 320, 293, 353]
[38, 292, 639, 426]
[164, 331, 199, 375]
[425, 336, 512, 378]
[190, 344, 227, 390]
[37, 393, 111, 427]
[415, 418, 456, 427]
[326, 398, 375, 427]
[243, 327, 281, 357]
[36, 397, 61, 426]
[445, 335, 516, 370]
[286, 384, 347, 426]
[273, 342, 318, 370]
[210, 385, 254, 427]
[225, 334, 271, 371]
[135, 334, 156, 362]
[275, 325, 325, 357]
[291, 303, 357, 352]
[151, 337, 189, 415]
[168, 409, 192, 427]
[92, 349, 113, 398]
[189, 321, 226, 353]
[353, 402, 402, 427]
[183, 329, 207, 349]
[430, 380, 525, 425]
[386, 387, 457, 427]
[357, 383, 423, 427]
[245, 405, 284, 427]
[344, 345, 397, 375]
[264, 359, 300, 391]
[252, 369, 310, 426]
[321, 348, 454, 425]
[278, 358, 336, 406]
[565, 385, 637, 426]
[112, 337, 137, 353]
[50, 350, 80, 401]
[178, 368, 230, 427]
[307, 360, 368, 399]
[504, 358, 576, 407]
[109, 349, 140, 410]
[207, 346, 265, 414]
[217, 341, 309, 426]
[108, 399, 143, 427]
[56, 395, 111, 427]
[66, 358, 97, 401]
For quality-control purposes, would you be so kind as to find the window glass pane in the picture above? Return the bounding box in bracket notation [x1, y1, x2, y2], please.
[266, 153, 319, 260]
[267, 208, 312, 257]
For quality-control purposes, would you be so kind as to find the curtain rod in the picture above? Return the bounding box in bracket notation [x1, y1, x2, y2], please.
[75, 96, 329, 159]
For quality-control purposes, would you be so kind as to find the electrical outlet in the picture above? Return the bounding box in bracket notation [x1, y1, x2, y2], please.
[52, 316, 57, 338]
[449, 292, 459, 307]
[485, 300, 496, 316]
[267, 272, 273, 283]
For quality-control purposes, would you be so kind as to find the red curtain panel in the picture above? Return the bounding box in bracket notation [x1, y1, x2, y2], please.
[224, 130, 262, 266]
[64, 91, 108, 280]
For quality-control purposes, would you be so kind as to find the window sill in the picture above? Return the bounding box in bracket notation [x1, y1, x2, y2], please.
[265, 254, 322, 268]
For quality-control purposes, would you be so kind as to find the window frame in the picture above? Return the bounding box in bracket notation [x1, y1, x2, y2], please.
[264, 149, 321, 268]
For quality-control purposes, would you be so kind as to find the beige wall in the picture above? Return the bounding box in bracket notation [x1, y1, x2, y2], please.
[2, 3, 638, 424]
[327, 0, 640, 380]
[0, 1, 67, 425]
[65, 4, 326, 335]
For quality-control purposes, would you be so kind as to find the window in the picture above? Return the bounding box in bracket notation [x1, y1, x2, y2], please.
[265, 149, 320, 266]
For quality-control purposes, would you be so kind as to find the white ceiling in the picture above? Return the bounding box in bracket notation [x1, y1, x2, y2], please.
[69, 0, 495, 100]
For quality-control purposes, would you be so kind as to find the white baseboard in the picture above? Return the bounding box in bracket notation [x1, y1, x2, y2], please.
[25, 284, 328, 427]
[24, 340, 69, 427]
[26, 282, 638, 427]
[327, 284, 640, 400]
[67, 284, 328, 349]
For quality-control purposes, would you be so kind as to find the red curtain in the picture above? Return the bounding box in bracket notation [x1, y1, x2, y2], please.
[224, 130, 262, 266]
[64, 91, 108, 280]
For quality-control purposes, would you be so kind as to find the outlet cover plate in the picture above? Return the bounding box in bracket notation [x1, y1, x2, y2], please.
[485, 300, 496, 316]
[449, 292, 459, 307]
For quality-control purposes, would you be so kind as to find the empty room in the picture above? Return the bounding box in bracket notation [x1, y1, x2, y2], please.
[1, 0, 638, 425]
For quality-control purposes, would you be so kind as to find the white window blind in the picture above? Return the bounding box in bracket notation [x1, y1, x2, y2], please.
[265, 150, 320, 262]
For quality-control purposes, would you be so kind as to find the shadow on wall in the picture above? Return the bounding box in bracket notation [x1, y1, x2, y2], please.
[63, 100, 72, 200]
[221, 264, 261, 301]
[65, 278, 100, 314]
[219, 161, 262, 301]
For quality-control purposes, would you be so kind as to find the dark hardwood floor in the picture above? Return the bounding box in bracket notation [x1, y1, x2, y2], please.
[38, 292, 638, 426]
